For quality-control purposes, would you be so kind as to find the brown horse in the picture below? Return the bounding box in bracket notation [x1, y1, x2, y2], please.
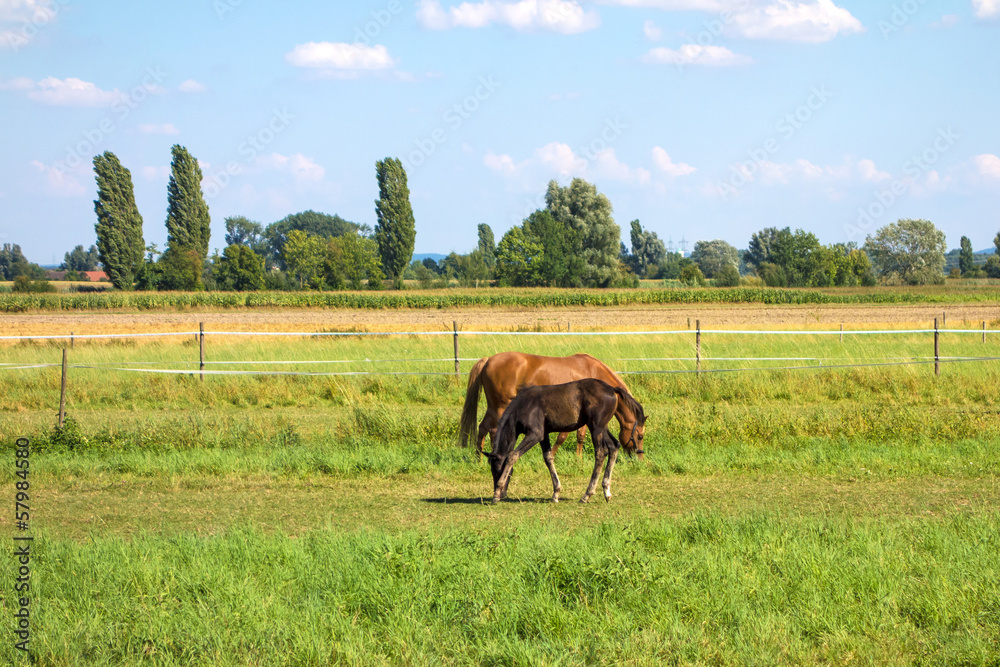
[458, 351, 644, 459]
[487, 378, 646, 504]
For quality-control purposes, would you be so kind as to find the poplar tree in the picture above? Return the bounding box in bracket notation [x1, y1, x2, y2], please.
[959, 236, 975, 275]
[165, 144, 211, 261]
[93, 151, 145, 290]
[374, 157, 415, 289]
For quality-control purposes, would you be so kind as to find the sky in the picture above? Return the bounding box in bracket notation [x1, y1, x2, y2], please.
[2, 0, 999, 265]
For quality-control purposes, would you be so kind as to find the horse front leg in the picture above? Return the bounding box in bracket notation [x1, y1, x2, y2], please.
[493, 431, 542, 504]
[581, 441, 608, 503]
[540, 435, 562, 503]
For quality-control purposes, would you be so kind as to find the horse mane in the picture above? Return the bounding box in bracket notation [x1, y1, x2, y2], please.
[612, 386, 645, 425]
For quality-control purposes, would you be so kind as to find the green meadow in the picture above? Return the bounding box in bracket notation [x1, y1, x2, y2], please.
[2, 320, 1000, 664]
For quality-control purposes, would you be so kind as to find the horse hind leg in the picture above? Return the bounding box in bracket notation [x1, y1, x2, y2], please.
[575, 426, 587, 458]
[602, 443, 620, 503]
[552, 431, 570, 455]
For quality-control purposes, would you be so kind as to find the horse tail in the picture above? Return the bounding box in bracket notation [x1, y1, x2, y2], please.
[612, 386, 645, 425]
[458, 357, 488, 448]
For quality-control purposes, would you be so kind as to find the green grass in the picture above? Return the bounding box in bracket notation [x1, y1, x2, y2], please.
[5, 513, 1000, 665]
[3, 326, 1000, 664]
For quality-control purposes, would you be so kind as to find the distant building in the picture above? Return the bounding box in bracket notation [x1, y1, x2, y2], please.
[45, 270, 68, 281]
[83, 271, 108, 282]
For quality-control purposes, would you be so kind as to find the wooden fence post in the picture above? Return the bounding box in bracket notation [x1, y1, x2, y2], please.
[453, 321, 460, 378]
[984, 320, 987, 344]
[840, 324, 843, 343]
[70, 331, 74, 349]
[934, 318, 940, 377]
[199, 322, 205, 382]
[58, 348, 68, 428]
[696, 319, 701, 375]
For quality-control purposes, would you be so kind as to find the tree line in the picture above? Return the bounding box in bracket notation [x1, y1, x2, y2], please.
[7, 150, 1000, 293]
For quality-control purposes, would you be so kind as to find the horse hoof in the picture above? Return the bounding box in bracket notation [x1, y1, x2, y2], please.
[491, 497, 501, 505]
[551, 496, 559, 503]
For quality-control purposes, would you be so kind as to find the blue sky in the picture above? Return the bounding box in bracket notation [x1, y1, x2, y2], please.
[2, 0, 998, 264]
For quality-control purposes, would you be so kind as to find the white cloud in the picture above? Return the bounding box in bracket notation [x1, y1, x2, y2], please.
[974, 154, 1000, 179]
[30, 159, 86, 196]
[20, 76, 125, 107]
[138, 123, 180, 135]
[255, 152, 325, 182]
[972, 0, 1000, 19]
[486, 143, 664, 187]
[285, 42, 396, 71]
[178, 79, 207, 93]
[652, 147, 696, 176]
[729, 0, 863, 43]
[600, 0, 729, 9]
[0, 76, 34, 90]
[857, 158, 890, 183]
[643, 44, 753, 66]
[417, 0, 600, 33]
[643, 19, 662, 40]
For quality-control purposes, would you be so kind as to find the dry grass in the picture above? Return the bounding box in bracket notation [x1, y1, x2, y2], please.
[2, 302, 997, 341]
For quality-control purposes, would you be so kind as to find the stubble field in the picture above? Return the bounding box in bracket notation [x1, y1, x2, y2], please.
[2, 297, 1000, 665]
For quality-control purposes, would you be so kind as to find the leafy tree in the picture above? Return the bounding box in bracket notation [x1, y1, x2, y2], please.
[690, 239, 739, 278]
[165, 145, 211, 261]
[477, 224, 496, 271]
[157, 247, 203, 291]
[657, 252, 692, 280]
[863, 219, 947, 285]
[745, 227, 823, 286]
[829, 244, 876, 286]
[263, 211, 362, 267]
[959, 236, 975, 275]
[93, 151, 145, 290]
[411, 261, 435, 289]
[714, 263, 741, 287]
[757, 262, 787, 287]
[545, 178, 621, 287]
[0, 243, 45, 280]
[522, 209, 585, 287]
[61, 244, 100, 272]
[678, 263, 705, 286]
[326, 233, 384, 290]
[215, 244, 265, 291]
[627, 220, 667, 278]
[374, 157, 416, 289]
[496, 227, 544, 287]
[995, 230, 1000, 256]
[985, 255, 1000, 279]
[282, 229, 326, 289]
[422, 257, 441, 274]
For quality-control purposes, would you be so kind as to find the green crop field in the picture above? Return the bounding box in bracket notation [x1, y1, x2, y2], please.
[2, 306, 1000, 665]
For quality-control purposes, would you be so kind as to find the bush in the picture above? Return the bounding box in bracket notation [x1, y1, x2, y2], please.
[714, 264, 740, 287]
[678, 264, 706, 287]
[949, 268, 962, 279]
[12, 276, 57, 293]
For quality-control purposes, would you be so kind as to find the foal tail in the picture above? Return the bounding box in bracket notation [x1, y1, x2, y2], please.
[458, 357, 488, 448]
